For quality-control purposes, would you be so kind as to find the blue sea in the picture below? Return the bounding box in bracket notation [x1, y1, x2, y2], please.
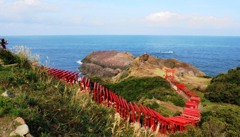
[5, 35, 240, 76]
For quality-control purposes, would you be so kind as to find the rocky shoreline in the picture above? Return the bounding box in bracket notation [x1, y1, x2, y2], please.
[80, 50, 206, 82]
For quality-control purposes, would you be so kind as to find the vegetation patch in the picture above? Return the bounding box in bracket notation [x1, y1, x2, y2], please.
[205, 66, 240, 105]
[104, 76, 185, 108]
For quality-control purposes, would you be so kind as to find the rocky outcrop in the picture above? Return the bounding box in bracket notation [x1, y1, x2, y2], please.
[80, 51, 206, 80]
[162, 58, 205, 76]
[80, 50, 134, 78]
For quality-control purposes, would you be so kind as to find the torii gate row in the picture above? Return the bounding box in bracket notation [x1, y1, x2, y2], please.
[46, 68, 76, 79]
[79, 75, 201, 134]
[185, 96, 201, 109]
[169, 79, 179, 85]
[79, 76, 91, 91]
[43, 68, 202, 135]
[182, 108, 200, 119]
[176, 83, 198, 98]
[41, 66, 203, 135]
[47, 68, 81, 87]
[91, 82, 194, 134]
[167, 116, 197, 132]
[46, 67, 79, 86]
[164, 69, 200, 100]
[185, 101, 198, 109]
[25, 63, 184, 134]
[47, 67, 71, 76]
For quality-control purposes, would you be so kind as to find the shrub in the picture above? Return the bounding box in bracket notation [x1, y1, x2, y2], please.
[200, 105, 240, 136]
[104, 77, 185, 107]
[205, 66, 240, 106]
[0, 49, 19, 65]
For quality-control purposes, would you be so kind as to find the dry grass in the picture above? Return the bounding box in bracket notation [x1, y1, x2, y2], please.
[179, 75, 211, 90]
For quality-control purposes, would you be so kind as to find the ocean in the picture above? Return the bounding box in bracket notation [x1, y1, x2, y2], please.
[5, 35, 240, 77]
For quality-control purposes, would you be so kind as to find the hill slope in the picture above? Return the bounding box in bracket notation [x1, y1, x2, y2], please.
[205, 66, 240, 105]
[0, 49, 146, 136]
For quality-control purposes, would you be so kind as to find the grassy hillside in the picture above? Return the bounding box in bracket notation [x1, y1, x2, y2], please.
[0, 49, 156, 136]
[205, 66, 240, 105]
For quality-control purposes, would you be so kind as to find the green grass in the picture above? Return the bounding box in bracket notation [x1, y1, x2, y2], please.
[102, 76, 185, 115]
[0, 65, 113, 136]
[143, 100, 177, 116]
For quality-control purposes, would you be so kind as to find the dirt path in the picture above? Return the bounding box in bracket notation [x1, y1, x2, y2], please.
[156, 100, 183, 113]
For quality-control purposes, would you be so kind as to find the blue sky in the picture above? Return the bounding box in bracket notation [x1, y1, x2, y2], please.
[1, 0, 240, 36]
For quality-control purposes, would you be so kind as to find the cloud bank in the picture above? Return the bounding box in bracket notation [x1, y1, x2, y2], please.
[0, 1, 239, 35]
[146, 11, 234, 28]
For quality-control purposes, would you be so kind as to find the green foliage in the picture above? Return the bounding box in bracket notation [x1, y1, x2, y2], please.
[0, 49, 19, 65]
[104, 77, 185, 107]
[145, 100, 159, 110]
[199, 75, 212, 79]
[170, 125, 203, 137]
[205, 66, 240, 105]
[171, 104, 240, 137]
[143, 100, 174, 116]
[200, 105, 240, 136]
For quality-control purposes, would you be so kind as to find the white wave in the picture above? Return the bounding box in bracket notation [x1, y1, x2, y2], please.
[76, 60, 82, 65]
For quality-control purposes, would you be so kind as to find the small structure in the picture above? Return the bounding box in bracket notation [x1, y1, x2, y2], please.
[165, 68, 175, 80]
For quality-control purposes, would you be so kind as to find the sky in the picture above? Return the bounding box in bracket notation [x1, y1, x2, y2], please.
[1, 0, 240, 36]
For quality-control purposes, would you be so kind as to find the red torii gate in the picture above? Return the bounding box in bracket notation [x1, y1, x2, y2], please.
[165, 68, 175, 80]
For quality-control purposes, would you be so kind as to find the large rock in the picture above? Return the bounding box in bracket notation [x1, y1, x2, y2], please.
[80, 50, 134, 78]
[14, 117, 26, 125]
[12, 124, 29, 136]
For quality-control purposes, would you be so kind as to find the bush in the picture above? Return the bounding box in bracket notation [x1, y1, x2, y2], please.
[104, 77, 185, 107]
[200, 105, 240, 136]
[205, 66, 240, 105]
[0, 49, 19, 65]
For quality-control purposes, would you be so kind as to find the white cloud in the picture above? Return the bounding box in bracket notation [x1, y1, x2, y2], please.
[146, 11, 234, 28]
[146, 11, 181, 22]
[189, 16, 232, 28]
[23, 0, 40, 6]
[0, 0, 62, 24]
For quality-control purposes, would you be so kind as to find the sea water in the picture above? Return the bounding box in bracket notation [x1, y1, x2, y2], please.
[5, 35, 240, 76]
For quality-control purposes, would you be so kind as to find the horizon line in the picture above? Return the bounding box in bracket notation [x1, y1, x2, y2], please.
[3, 34, 240, 37]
